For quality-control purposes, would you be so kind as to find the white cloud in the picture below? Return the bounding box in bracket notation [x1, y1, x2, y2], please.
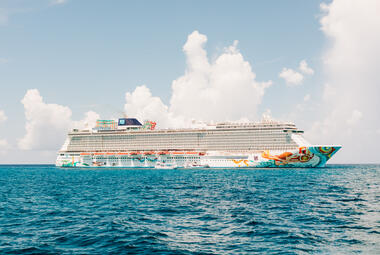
[124, 85, 188, 129]
[303, 94, 311, 102]
[279, 59, 314, 86]
[279, 68, 304, 86]
[124, 30, 272, 127]
[19, 89, 72, 150]
[322, 83, 337, 101]
[306, 0, 380, 163]
[125, 85, 168, 123]
[19, 89, 99, 150]
[299, 60, 314, 75]
[0, 110, 7, 123]
[261, 109, 273, 122]
[72, 111, 100, 130]
[346, 109, 362, 125]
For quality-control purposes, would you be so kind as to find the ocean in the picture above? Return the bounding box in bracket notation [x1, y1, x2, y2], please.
[0, 165, 379, 254]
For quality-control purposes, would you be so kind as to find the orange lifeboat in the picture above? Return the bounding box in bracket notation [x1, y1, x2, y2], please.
[172, 151, 184, 155]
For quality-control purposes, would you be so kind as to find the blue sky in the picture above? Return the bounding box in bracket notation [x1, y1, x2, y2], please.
[0, 0, 379, 163]
[1, 0, 324, 111]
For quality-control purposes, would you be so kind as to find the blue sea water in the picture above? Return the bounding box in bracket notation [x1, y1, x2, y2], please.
[0, 165, 379, 254]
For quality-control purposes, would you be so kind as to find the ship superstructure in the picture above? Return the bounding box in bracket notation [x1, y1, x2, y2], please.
[56, 118, 341, 168]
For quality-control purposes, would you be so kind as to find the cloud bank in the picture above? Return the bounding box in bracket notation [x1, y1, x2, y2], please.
[307, 0, 380, 162]
[19, 89, 99, 150]
[125, 31, 272, 128]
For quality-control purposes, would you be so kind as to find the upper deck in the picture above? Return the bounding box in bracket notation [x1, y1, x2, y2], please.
[69, 119, 300, 136]
[61, 118, 305, 153]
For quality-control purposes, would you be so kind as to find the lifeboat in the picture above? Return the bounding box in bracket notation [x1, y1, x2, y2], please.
[184, 162, 210, 168]
[199, 152, 206, 156]
[130, 151, 140, 156]
[158, 151, 168, 155]
[92, 161, 103, 166]
[185, 151, 198, 155]
[171, 151, 184, 155]
[144, 151, 154, 155]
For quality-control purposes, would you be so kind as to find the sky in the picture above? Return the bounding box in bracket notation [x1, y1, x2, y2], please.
[0, 0, 379, 164]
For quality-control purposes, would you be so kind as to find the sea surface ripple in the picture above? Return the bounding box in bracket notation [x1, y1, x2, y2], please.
[0, 165, 379, 254]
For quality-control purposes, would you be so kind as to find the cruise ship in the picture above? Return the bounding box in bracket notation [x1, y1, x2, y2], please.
[56, 118, 341, 168]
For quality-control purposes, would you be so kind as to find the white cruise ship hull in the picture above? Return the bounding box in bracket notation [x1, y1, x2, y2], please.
[56, 146, 341, 168]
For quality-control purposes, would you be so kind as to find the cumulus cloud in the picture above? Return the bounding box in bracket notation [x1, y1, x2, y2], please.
[124, 85, 168, 123]
[72, 111, 100, 130]
[0, 110, 7, 123]
[306, 0, 380, 163]
[124, 31, 272, 128]
[346, 109, 362, 125]
[19, 89, 99, 150]
[299, 60, 314, 75]
[279, 60, 314, 86]
[124, 85, 188, 128]
[279, 68, 304, 86]
[19, 89, 72, 150]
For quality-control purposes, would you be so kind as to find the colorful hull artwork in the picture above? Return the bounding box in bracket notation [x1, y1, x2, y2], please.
[57, 146, 341, 168]
[258, 146, 341, 168]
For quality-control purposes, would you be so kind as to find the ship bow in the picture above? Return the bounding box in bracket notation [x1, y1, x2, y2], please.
[308, 146, 341, 167]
